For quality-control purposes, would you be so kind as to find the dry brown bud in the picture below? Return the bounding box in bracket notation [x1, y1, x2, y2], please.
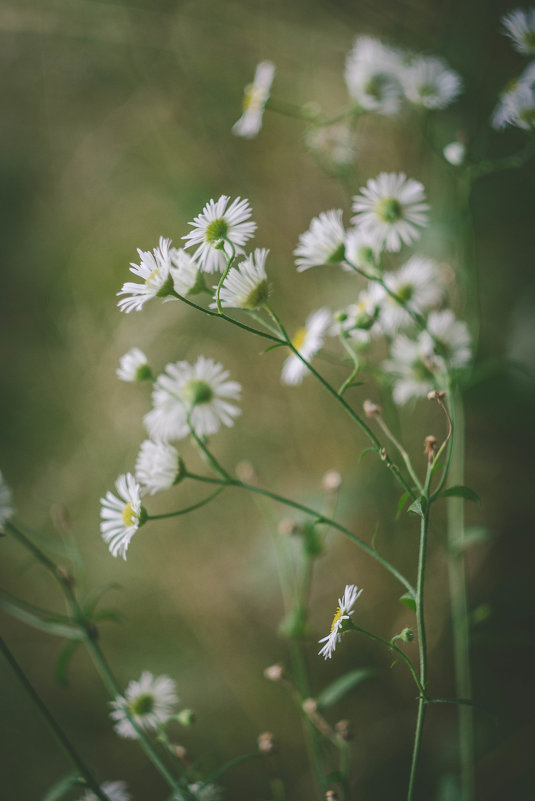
[424, 435, 438, 462]
[427, 390, 447, 401]
[257, 731, 278, 754]
[235, 460, 258, 485]
[335, 719, 353, 740]
[264, 663, 285, 682]
[363, 399, 382, 417]
[322, 470, 342, 492]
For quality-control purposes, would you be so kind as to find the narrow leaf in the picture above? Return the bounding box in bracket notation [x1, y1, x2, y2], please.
[438, 485, 481, 504]
[0, 595, 84, 640]
[316, 668, 375, 709]
[399, 592, 416, 612]
[396, 492, 410, 519]
[408, 497, 426, 518]
[360, 447, 376, 461]
[42, 774, 81, 801]
[262, 342, 286, 354]
[55, 641, 81, 687]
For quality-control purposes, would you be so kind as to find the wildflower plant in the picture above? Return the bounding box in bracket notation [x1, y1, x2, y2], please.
[2, 8, 535, 801]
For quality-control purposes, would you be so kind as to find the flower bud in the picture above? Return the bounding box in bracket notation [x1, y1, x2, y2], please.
[257, 731, 278, 754]
[400, 627, 414, 643]
[322, 470, 342, 492]
[264, 663, 286, 682]
[424, 435, 438, 462]
[363, 399, 381, 417]
[302, 698, 318, 716]
[335, 719, 353, 740]
[176, 709, 196, 726]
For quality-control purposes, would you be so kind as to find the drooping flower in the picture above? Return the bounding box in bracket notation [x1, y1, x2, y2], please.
[233, 61, 275, 138]
[294, 210, 346, 271]
[169, 247, 206, 296]
[183, 196, 256, 274]
[117, 237, 174, 313]
[100, 473, 145, 559]
[144, 356, 241, 442]
[135, 440, 185, 496]
[351, 173, 429, 252]
[378, 256, 445, 333]
[281, 308, 331, 386]
[116, 348, 151, 382]
[421, 309, 472, 370]
[382, 334, 438, 405]
[77, 781, 131, 801]
[502, 8, 535, 55]
[0, 470, 14, 532]
[401, 55, 462, 110]
[110, 671, 178, 739]
[215, 248, 270, 308]
[345, 36, 403, 115]
[318, 584, 362, 659]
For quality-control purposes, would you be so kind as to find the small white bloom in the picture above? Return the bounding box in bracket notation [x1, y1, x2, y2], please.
[77, 781, 131, 801]
[233, 60, 275, 138]
[174, 784, 222, 801]
[110, 671, 178, 739]
[281, 308, 331, 386]
[318, 584, 362, 659]
[135, 440, 184, 496]
[214, 248, 270, 308]
[345, 36, 403, 114]
[331, 287, 382, 345]
[443, 141, 466, 165]
[378, 256, 445, 333]
[351, 173, 429, 252]
[145, 356, 241, 442]
[402, 55, 462, 110]
[492, 82, 535, 130]
[502, 8, 535, 55]
[343, 226, 381, 272]
[117, 237, 173, 313]
[383, 334, 437, 405]
[183, 196, 257, 274]
[305, 123, 355, 166]
[421, 309, 472, 370]
[0, 470, 14, 532]
[100, 473, 144, 560]
[116, 348, 150, 382]
[170, 248, 206, 296]
[294, 210, 346, 271]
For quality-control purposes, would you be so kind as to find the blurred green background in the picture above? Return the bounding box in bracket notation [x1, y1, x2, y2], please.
[1, 0, 535, 799]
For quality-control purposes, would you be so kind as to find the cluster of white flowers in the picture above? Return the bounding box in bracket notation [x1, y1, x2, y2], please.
[493, 9, 535, 131]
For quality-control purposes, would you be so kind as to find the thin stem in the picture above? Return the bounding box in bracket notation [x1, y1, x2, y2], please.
[186, 471, 415, 597]
[373, 413, 423, 494]
[338, 335, 361, 396]
[215, 239, 236, 315]
[147, 487, 225, 520]
[0, 635, 112, 801]
[349, 624, 425, 698]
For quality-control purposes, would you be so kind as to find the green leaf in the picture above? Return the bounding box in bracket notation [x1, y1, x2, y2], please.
[408, 497, 426, 518]
[453, 526, 493, 555]
[0, 594, 84, 640]
[431, 459, 444, 476]
[399, 592, 416, 612]
[316, 668, 375, 709]
[91, 608, 123, 624]
[55, 641, 81, 687]
[359, 447, 376, 461]
[345, 381, 365, 390]
[370, 524, 380, 552]
[262, 342, 286, 354]
[438, 485, 481, 504]
[42, 774, 81, 801]
[82, 582, 121, 617]
[396, 491, 410, 519]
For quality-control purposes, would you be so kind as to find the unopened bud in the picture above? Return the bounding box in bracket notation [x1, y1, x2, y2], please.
[235, 460, 258, 485]
[400, 627, 414, 643]
[322, 470, 342, 492]
[427, 390, 447, 401]
[424, 435, 438, 462]
[335, 719, 353, 740]
[176, 709, 196, 726]
[264, 663, 285, 682]
[257, 731, 278, 754]
[363, 399, 381, 417]
[302, 698, 318, 716]
[334, 310, 349, 323]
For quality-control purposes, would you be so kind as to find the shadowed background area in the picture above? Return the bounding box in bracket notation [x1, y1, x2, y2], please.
[1, 0, 534, 799]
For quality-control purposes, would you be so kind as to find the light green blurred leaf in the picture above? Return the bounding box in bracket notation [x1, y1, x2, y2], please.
[438, 485, 481, 504]
[317, 668, 375, 709]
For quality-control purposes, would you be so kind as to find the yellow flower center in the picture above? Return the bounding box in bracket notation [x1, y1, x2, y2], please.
[145, 268, 159, 286]
[330, 607, 342, 632]
[122, 502, 137, 527]
[291, 327, 307, 351]
[243, 84, 263, 111]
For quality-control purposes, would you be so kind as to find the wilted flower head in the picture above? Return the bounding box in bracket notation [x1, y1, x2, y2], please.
[318, 584, 362, 659]
[110, 671, 178, 739]
[233, 61, 275, 138]
[100, 473, 145, 559]
[183, 195, 257, 273]
[294, 210, 346, 271]
[117, 237, 174, 313]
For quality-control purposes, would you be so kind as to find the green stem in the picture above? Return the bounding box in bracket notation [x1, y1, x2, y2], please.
[216, 239, 236, 315]
[349, 624, 425, 698]
[147, 487, 225, 520]
[0, 635, 112, 801]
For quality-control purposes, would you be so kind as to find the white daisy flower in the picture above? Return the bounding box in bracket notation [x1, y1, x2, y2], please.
[182, 196, 257, 274]
[117, 237, 174, 313]
[100, 473, 146, 560]
[135, 440, 185, 496]
[378, 256, 445, 333]
[443, 141, 466, 166]
[233, 60, 275, 138]
[174, 784, 222, 801]
[77, 781, 131, 801]
[0, 470, 14, 532]
[383, 334, 438, 405]
[351, 172, 429, 253]
[421, 310, 472, 370]
[345, 36, 403, 115]
[502, 8, 535, 55]
[318, 584, 362, 660]
[214, 248, 270, 309]
[116, 348, 150, 382]
[169, 248, 206, 296]
[332, 287, 382, 345]
[294, 210, 346, 271]
[144, 356, 241, 442]
[493, 82, 535, 130]
[281, 308, 331, 386]
[402, 55, 462, 110]
[110, 671, 178, 739]
[343, 226, 381, 272]
[305, 122, 355, 167]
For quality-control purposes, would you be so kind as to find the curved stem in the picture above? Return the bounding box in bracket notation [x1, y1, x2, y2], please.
[0, 635, 112, 801]
[148, 487, 225, 520]
[349, 624, 424, 697]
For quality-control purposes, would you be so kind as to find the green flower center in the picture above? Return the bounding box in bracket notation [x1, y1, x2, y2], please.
[243, 279, 270, 309]
[357, 245, 375, 266]
[183, 379, 214, 406]
[364, 73, 389, 100]
[122, 502, 138, 527]
[418, 83, 436, 99]
[205, 218, 229, 245]
[522, 31, 535, 52]
[518, 107, 535, 127]
[376, 197, 402, 223]
[396, 283, 413, 302]
[328, 242, 346, 263]
[129, 693, 155, 716]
